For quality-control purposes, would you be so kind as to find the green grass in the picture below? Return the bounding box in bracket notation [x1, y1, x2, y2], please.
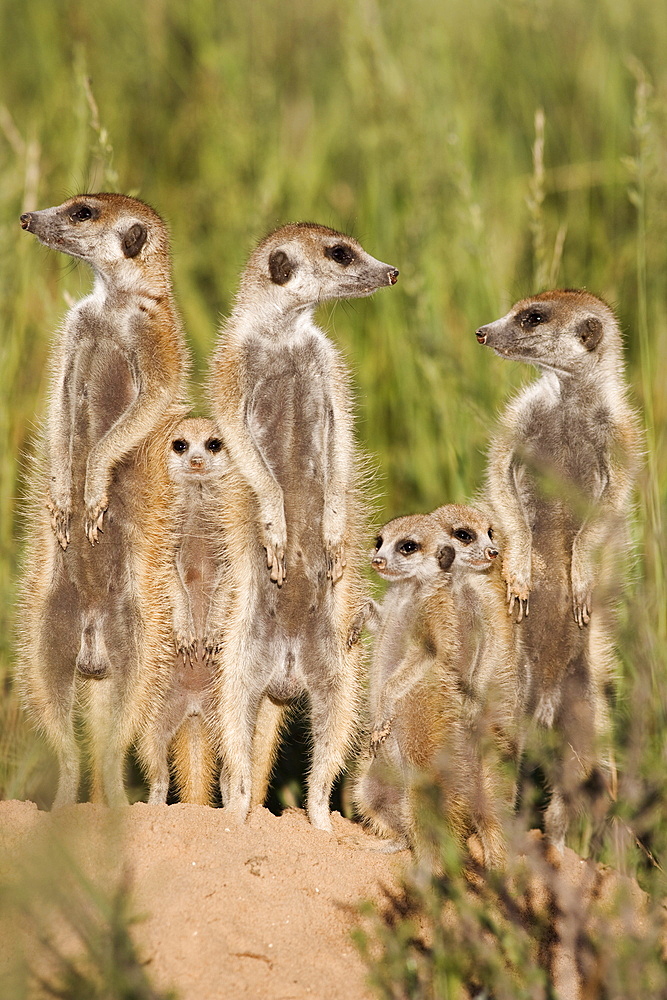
[0, 0, 666, 991]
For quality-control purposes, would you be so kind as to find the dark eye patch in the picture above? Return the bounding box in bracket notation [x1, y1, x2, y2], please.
[325, 243, 356, 266]
[488, 527, 494, 541]
[374, 536, 383, 550]
[69, 204, 98, 223]
[518, 307, 549, 329]
[206, 438, 223, 453]
[453, 528, 475, 544]
[172, 439, 188, 454]
[398, 539, 420, 555]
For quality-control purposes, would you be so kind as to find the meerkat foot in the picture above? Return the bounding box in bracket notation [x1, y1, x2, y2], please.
[367, 836, 409, 854]
[46, 501, 71, 549]
[370, 718, 393, 756]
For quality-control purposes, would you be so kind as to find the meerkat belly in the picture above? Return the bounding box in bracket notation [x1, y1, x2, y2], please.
[249, 374, 328, 532]
[177, 521, 221, 636]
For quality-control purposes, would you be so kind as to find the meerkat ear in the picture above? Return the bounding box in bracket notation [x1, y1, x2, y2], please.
[436, 544, 455, 572]
[268, 249, 294, 285]
[122, 223, 148, 259]
[578, 316, 603, 352]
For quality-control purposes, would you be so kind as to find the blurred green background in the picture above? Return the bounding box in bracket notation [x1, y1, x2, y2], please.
[0, 0, 665, 828]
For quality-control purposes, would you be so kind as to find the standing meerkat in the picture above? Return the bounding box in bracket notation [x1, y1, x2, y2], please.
[137, 417, 229, 805]
[207, 222, 398, 830]
[355, 507, 521, 870]
[17, 194, 189, 807]
[477, 289, 640, 848]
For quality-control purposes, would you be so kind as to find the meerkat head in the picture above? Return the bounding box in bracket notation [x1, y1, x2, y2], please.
[20, 193, 169, 286]
[370, 513, 453, 585]
[168, 417, 229, 484]
[239, 222, 398, 310]
[430, 504, 499, 576]
[475, 289, 621, 377]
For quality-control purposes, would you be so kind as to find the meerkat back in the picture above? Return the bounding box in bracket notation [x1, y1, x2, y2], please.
[207, 222, 399, 830]
[16, 193, 189, 807]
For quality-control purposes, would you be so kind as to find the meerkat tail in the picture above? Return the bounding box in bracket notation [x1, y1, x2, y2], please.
[171, 717, 217, 806]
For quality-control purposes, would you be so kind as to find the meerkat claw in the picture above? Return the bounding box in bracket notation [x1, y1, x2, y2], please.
[370, 718, 392, 756]
[46, 502, 71, 549]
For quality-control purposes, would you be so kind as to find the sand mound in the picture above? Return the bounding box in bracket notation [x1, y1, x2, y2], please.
[0, 800, 649, 999]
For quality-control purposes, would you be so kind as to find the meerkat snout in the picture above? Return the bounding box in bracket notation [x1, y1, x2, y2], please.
[476, 326, 488, 344]
[20, 213, 33, 231]
[387, 268, 399, 285]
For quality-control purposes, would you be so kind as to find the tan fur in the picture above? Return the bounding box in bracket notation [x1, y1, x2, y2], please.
[207, 223, 398, 830]
[16, 194, 189, 806]
[137, 417, 228, 806]
[478, 289, 641, 848]
[355, 506, 522, 872]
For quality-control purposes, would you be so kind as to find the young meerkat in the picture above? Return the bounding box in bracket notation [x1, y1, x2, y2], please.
[477, 289, 641, 848]
[137, 417, 229, 806]
[207, 222, 398, 831]
[17, 194, 189, 807]
[355, 506, 521, 871]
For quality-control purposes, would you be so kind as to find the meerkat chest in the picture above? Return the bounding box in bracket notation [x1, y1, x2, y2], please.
[67, 311, 138, 447]
[244, 335, 334, 482]
[518, 395, 609, 499]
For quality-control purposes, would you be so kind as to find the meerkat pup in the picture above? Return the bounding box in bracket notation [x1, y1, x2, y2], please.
[477, 289, 640, 849]
[17, 194, 189, 807]
[207, 223, 398, 830]
[355, 506, 521, 871]
[137, 417, 229, 806]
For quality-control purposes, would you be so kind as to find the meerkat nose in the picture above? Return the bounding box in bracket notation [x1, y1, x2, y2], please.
[190, 456, 204, 469]
[486, 547, 499, 560]
[387, 268, 399, 285]
[371, 556, 387, 570]
[20, 213, 33, 230]
[476, 326, 488, 344]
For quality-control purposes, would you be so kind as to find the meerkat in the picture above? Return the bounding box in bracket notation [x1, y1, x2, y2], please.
[477, 289, 640, 849]
[137, 417, 229, 805]
[355, 506, 521, 871]
[207, 222, 398, 830]
[16, 193, 189, 807]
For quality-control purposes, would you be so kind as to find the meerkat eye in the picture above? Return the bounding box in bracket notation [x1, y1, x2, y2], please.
[519, 309, 547, 329]
[453, 528, 475, 544]
[205, 438, 223, 453]
[374, 536, 383, 550]
[488, 528, 494, 541]
[398, 539, 420, 555]
[172, 439, 188, 454]
[325, 244, 356, 267]
[69, 205, 95, 223]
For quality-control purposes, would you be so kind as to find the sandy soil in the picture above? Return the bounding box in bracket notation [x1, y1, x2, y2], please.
[0, 800, 649, 1000]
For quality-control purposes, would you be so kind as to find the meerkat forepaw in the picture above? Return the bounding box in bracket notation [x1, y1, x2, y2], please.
[325, 541, 346, 583]
[370, 718, 392, 756]
[571, 580, 592, 627]
[203, 630, 223, 663]
[174, 630, 197, 664]
[46, 500, 71, 549]
[84, 500, 108, 544]
[504, 572, 530, 622]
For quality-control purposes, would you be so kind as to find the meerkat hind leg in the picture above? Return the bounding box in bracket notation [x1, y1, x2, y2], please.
[306, 661, 357, 833]
[250, 697, 288, 808]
